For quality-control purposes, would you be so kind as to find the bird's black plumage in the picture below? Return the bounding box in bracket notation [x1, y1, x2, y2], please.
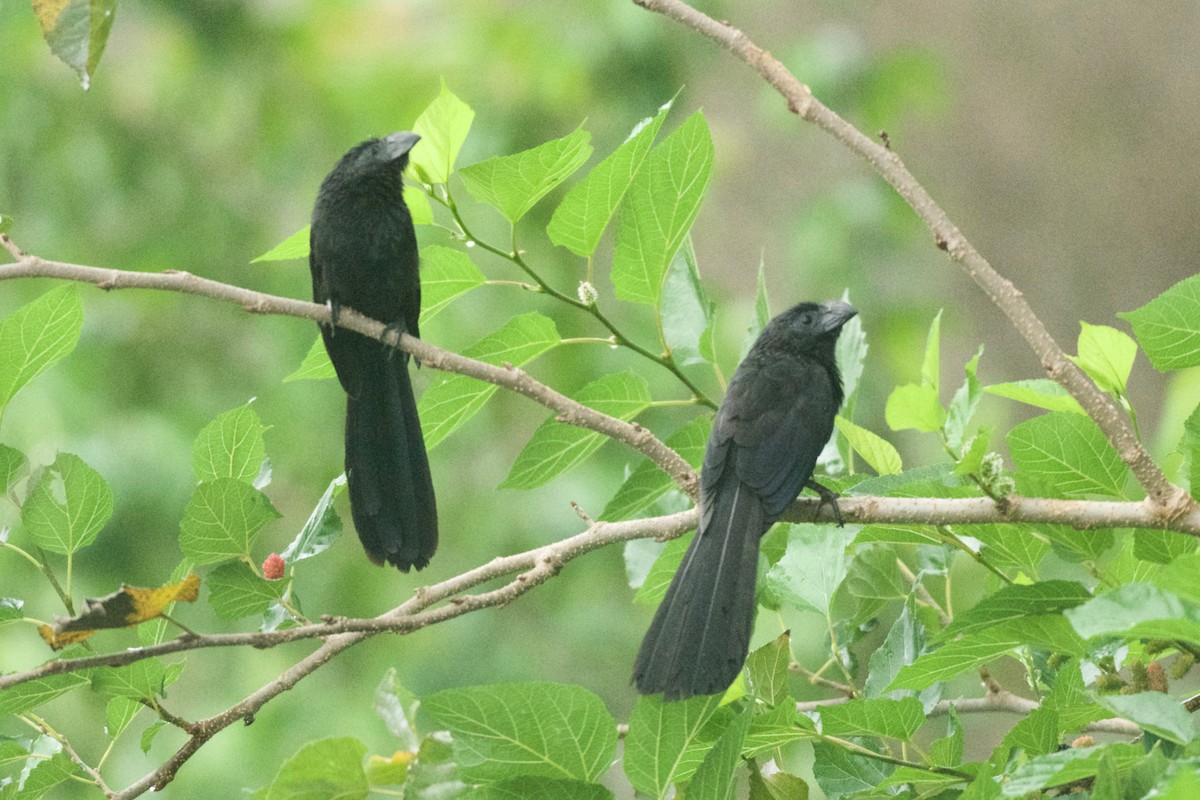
[633, 299, 857, 699]
[310, 131, 437, 571]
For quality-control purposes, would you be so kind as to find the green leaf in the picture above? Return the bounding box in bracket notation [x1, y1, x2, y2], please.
[106, 695, 142, 740]
[501, 372, 652, 489]
[863, 598, 926, 698]
[746, 633, 792, 707]
[406, 185, 433, 226]
[930, 707, 963, 767]
[1044, 660, 1108, 732]
[263, 737, 368, 800]
[660, 237, 715, 366]
[422, 682, 616, 783]
[0, 443, 28, 494]
[280, 474, 346, 563]
[603, 414, 711, 521]
[284, 337, 336, 383]
[623, 693, 722, 798]
[0, 596, 23, 626]
[1134, 527, 1197, 564]
[835, 416, 901, 475]
[811, 740, 893, 799]
[33, 0, 116, 88]
[634, 533, 693, 606]
[92, 659, 167, 700]
[547, 100, 671, 258]
[921, 309, 942, 391]
[1183, 401, 1200, 500]
[884, 383, 945, 433]
[192, 403, 267, 483]
[22, 452, 113, 554]
[473, 777, 614, 800]
[887, 628, 1023, 692]
[765, 525, 854, 616]
[418, 313, 560, 450]
[252, 226, 309, 263]
[460, 125, 592, 223]
[0, 285, 84, 417]
[611, 110, 714, 306]
[835, 294, 868, 404]
[1008, 412, 1130, 497]
[984, 379, 1085, 414]
[937, 581, 1091, 641]
[0, 673, 89, 715]
[749, 772, 810, 800]
[1002, 743, 1144, 796]
[972, 523, 1050, 576]
[1066, 583, 1200, 644]
[178, 478, 281, 564]
[374, 669, 421, 753]
[742, 259, 771, 359]
[819, 696, 925, 740]
[10, 748, 78, 798]
[945, 346, 984, 451]
[1118, 273, 1200, 371]
[1158, 552, 1200, 603]
[208, 561, 285, 620]
[410, 80, 474, 184]
[418, 246, 486, 325]
[0, 211, 14, 233]
[1002, 705, 1060, 756]
[841, 547, 907, 605]
[687, 710, 752, 800]
[742, 705, 814, 758]
[140, 720, 166, 753]
[1096, 692, 1195, 745]
[1073, 322, 1137, 394]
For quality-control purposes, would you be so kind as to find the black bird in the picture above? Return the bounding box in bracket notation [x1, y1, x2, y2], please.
[310, 131, 437, 570]
[633, 299, 857, 699]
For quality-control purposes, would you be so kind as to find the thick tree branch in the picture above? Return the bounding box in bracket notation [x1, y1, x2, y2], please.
[630, 0, 1195, 521]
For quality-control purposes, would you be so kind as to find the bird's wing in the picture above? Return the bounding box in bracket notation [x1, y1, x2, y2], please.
[704, 359, 837, 522]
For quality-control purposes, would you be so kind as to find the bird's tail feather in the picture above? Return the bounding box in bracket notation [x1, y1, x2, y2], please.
[344, 340, 437, 571]
[633, 481, 763, 700]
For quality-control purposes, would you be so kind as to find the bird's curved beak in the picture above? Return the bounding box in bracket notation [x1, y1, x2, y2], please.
[818, 300, 858, 333]
[383, 131, 421, 160]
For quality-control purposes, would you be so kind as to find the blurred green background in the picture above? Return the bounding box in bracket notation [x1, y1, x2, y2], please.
[1, 1, 1197, 796]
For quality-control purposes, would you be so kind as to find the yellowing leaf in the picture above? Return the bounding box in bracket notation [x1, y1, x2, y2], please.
[38, 574, 201, 650]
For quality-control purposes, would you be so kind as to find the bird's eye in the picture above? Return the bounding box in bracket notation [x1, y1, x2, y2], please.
[799, 313, 813, 326]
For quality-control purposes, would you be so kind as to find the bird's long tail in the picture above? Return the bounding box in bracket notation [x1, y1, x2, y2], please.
[632, 480, 764, 700]
[343, 337, 437, 571]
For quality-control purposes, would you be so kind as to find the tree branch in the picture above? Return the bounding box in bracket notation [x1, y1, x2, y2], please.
[0, 234, 698, 499]
[629, 0, 1195, 521]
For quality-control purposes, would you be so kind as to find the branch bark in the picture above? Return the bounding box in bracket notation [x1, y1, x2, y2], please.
[629, 0, 1195, 522]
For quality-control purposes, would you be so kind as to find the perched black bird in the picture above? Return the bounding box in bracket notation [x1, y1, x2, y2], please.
[633, 300, 857, 699]
[310, 131, 437, 570]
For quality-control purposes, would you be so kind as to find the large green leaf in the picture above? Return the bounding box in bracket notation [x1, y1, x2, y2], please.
[1118, 273, 1200, 371]
[0, 285, 84, 417]
[659, 237, 715, 366]
[765, 525, 855, 616]
[603, 413, 711, 521]
[418, 246, 486, 324]
[1008, 412, 1130, 497]
[262, 737, 368, 800]
[22, 452, 113, 555]
[887, 628, 1024, 691]
[422, 682, 616, 783]
[984, 379, 1085, 414]
[178, 478, 281, 564]
[418, 313, 560, 449]
[819, 697, 925, 740]
[192, 403, 267, 484]
[208, 560, 286, 620]
[501, 372, 651, 490]
[1073, 322, 1137, 394]
[251, 225, 309, 263]
[547, 101, 671, 258]
[937, 581, 1091, 641]
[611, 111, 714, 306]
[623, 693, 723, 798]
[1065, 582, 1200, 644]
[686, 710, 752, 800]
[1096, 693, 1195, 745]
[0, 673, 89, 716]
[835, 416, 901, 475]
[460, 125, 592, 223]
[410, 80, 475, 185]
